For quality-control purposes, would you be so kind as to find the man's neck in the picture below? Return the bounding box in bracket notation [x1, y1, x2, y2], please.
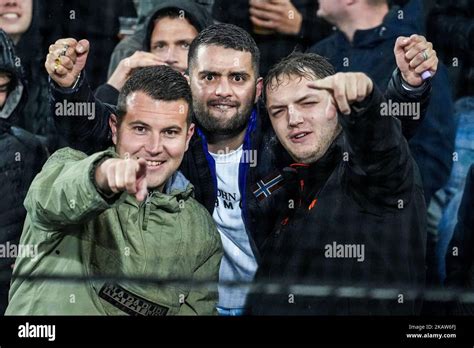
[337, 4, 389, 43]
[207, 129, 246, 154]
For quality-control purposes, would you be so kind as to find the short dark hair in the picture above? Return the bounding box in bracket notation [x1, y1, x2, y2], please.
[116, 65, 192, 125]
[188, 23, 260, 77]
[154, 8, 182, 21]
[264, 52, 335, 98]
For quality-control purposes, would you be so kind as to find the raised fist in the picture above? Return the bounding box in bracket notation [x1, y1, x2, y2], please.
[394, 34, 438, 87]
[45, 38, 90, 88]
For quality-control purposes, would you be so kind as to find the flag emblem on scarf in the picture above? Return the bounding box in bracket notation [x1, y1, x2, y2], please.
[252, 172, 284, 201]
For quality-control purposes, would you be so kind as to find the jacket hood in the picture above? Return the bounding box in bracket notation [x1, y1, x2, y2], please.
[351, 0, 422, 48]
[0, 29, 26, 121]
[163, 170, 193, 197]
[143, 0, 214, 51]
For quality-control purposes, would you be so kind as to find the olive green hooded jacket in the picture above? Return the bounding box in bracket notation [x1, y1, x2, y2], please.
[6, 147, 222, 315]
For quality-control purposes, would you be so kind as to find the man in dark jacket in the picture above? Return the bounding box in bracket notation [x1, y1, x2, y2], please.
[247, 52, 427, 315]
[308, 0, 455, 206]
[308, 0, 455, 288]
[0, 29, 47, 315]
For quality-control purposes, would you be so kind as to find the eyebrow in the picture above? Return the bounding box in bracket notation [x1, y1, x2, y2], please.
[152, 38, 193, 45]
[294, 94, 320, 104]
[229, 71, 251, 78]
[128, 120, 151, 128]
[268, 93, 320, 110]
[198, 70, 218, 76]
[128, 121, 183, 131]
[162, 125, 183, 132]
[198, 70, 250, 77]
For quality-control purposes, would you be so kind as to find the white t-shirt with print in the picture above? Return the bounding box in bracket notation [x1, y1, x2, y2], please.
[210, 145, 258, 309]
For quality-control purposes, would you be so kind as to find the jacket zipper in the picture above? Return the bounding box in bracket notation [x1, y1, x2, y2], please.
[142, 191, 154, 231]
[299, 179, 305, 207]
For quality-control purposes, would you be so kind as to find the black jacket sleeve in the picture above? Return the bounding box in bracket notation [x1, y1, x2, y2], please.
[50, 73, 115, 155]
[385, 68, 432, 140]
[94, 83, 120, 105]
[339, 84, 415, 210]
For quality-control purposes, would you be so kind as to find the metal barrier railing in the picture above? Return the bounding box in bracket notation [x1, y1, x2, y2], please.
[3, 273, 474, 304]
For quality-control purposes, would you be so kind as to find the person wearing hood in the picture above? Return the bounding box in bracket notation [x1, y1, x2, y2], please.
[0, 0, 60, 151]
[0, 28, 47, 315]
[95, 1, 214, 105]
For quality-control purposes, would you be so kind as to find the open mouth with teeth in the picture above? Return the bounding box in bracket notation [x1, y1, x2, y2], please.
[209, 102, 238, 111]
[0, 13, 21, 20]
[290, 132, 311, 143]
[145, 160, 166, 169]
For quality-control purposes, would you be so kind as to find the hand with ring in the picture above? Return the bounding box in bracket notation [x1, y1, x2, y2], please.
[45, 38, 90, 88]
[394, 34, 438, 87]
[60, 44, 69, 57]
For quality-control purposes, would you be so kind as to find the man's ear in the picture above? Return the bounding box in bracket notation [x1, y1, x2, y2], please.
[183, 71, 190, 85]
[185, 123, 195, 152]
[255, 77, 263, 103]
[109, 114, 119, 145]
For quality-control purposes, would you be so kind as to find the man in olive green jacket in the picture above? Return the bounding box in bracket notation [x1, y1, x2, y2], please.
[6, 64, 222, 315]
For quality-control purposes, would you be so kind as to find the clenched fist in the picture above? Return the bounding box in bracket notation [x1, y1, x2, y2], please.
[95, 157, 148, 202]
[45, 38, 90, 88]
[310, 72, 374, 115]
[394, 34, 438, 87]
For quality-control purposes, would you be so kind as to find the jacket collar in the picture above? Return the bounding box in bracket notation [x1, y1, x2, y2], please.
[285, 133, 343, 206]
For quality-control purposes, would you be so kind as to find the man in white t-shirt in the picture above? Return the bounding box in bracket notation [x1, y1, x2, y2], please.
[187, 24, 264, 314]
